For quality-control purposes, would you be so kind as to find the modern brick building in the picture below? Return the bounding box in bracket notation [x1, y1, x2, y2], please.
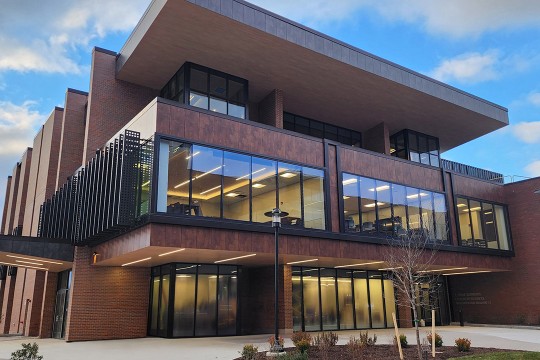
[1, 0, 539, 341]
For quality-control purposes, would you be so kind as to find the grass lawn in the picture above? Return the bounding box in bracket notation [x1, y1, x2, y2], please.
[450, 352, 540, 360]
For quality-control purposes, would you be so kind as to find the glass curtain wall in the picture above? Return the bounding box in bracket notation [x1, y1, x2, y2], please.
[390, 129, 440, 167]
[159, 139, 326, 230]
[456, 197, 512, 250]
[342, 173, 448, 242]
[292, 267, 396, 331]
[149, 263, 238, 338]
[160, 62, 248, 120]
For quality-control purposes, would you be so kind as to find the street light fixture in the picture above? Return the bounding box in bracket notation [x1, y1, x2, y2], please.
[264, 207, 289, 353]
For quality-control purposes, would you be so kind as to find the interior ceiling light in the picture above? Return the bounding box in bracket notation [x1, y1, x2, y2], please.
[280, 172, 297, 178]
[0, 261, 48, 271]
[406, 192, 428, 199]
[6, 255, 63, 265]
[286, 258, 318, 265]
[457, 203, 467, 207]
[364, 202, 385, 208]
[334, 261, 384, 268]
[158, 248, 185, 257]
[121, 257, 151, 266]
[185, 151, 200, 160]
[252, 183, 266, 188]
[175, 165, 223, 188]
[200, 185, 221, 195]
[418, 267, 468, 273]
[342, 178, 357, 185]
[237, 167, 266, 181]
[368, 185, 390, 192]
[378, 266, 403, 271]
[343, 196, 350, 199]
[16, 260, 44, 266]
[226, 192, 241, 197]
[214, 254, 257, 263]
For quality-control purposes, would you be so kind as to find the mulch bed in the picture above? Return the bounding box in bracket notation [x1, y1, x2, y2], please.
[235, 345, 514, 359]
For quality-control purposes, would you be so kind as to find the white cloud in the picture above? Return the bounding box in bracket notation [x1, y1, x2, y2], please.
[0, 0, 150, 74]
[527, 92, 540, 106]
[525, 160, 540, 177]
[512, 121, 540, 144]
[0, 101, 45, 156]
[251, 0, 540, 38]
[429, 51, 499, 84]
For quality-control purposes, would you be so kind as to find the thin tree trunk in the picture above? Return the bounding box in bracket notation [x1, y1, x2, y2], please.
[411, 283, 422, 360]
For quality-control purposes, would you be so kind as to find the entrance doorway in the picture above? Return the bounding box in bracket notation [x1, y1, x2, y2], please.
[414, 278, 450, 326]
[52, 270, 72, 339]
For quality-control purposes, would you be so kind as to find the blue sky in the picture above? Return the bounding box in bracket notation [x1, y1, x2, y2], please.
[1, 0, 539, 224]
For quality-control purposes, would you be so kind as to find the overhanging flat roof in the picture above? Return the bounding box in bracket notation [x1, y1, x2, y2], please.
[116, 0, 508, 152]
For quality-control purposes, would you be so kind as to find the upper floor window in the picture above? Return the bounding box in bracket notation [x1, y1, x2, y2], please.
[456, 197, 511, 251]
[342, 173, 448, 242]
[160, 63, 248, 120]
[284, 112, 362, 147]
[157, 139, 326, 230]
[390, 129, 440, 167]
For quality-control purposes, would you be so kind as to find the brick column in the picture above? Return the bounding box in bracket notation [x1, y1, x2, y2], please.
[0, 275, 16, 333]
[65, 247, 150, 341]
[396, 290, 413, 328]
[258, 89, 284, 128]
[280, 265, 293, 334]
[38, 272, 58, 338]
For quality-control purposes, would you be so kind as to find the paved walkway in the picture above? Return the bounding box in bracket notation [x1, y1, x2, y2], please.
[0, 326, 538, 360]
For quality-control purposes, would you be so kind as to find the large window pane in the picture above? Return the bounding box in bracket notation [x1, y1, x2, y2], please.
[353, 271, 370, 329]
[292, 268, 303, 331]
[420, 191, 435, 239]
[433, 193, 448, 241]
[343, 174, 360, 232]
[209, 97, 227, 114]
[406, 187, 421, 234]
[251, 157, 277, 223]
[173, 264, 196, 337]
[482, 203, 498, 249]
[469, 200, 485, 247]
[223, 152, 250, 221]
[195, 265, 218, 336]
[190, 68, 208, 93]
[369, 274, 385, 328]
[164, 142, 191, 214]
[191, 146, 223, 218]
[337, 270, 354, 330]
[303, 167, 325, 230]
[278, 162, 302, 226]
[150, 271, 160, 335]
[383, 278, 395, 328]
[374, 180, 392, 234]
[320, 269, 337, 330]
[159, 271, 170, 336]
[218, 266, 237, 335]
[495, 205, 510, 250]
[303, 268, 321, 331]
[457, 197, 472, 245]
[391, 184, 407, 237]
[359, 177, 377, 233]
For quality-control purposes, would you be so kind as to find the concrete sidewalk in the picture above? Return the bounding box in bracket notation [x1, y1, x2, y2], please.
[0, 326, 538, 360]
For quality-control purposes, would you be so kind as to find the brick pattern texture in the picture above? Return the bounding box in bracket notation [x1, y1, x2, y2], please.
[65, 247, 150, 341]
[39, 272, 58, 338]
[257, 89, 284, 128]
[3, 164, 20, 235]
[448, 178, 540, 325]
[55, 91, 88, 189]
[1, 176, 12, 233]
[83, 49, 157, 164]
[12, 149, 32, 234]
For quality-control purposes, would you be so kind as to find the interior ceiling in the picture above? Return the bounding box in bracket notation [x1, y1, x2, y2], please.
[0, 252, 72, 273]
[117, 1, 508, 153]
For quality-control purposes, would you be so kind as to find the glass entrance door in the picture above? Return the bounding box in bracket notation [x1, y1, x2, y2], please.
[52, 289, 69, 338]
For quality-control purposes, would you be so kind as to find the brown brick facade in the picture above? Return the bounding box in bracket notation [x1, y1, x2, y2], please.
[65, 247, 150, 341]
[0, 275, 16, 333]
[1, 176, 12, 233]
[83, 48, 157, 164]
[258, 89, 284, 128]
[38, 271, 58, 338]
[12, 149, 32, 235]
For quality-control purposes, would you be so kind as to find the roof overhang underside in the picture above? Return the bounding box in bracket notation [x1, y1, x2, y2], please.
[116, 0, 509, 152]
[0, 235, 73, 272]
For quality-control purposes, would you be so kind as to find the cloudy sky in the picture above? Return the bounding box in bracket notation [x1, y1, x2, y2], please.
[1, 0, 539, 224]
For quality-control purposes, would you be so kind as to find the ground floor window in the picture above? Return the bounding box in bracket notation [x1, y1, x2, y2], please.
[292, 267, 396, 331]
[149, 263, 238, 338]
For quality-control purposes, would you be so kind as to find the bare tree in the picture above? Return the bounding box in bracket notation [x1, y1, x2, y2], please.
[384, 221, 447, 360]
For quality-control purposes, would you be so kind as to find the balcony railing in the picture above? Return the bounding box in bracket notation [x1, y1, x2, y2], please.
[440, 159, 504, 184]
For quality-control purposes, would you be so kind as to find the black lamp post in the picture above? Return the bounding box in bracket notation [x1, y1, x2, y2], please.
[264, 207, 288, 352]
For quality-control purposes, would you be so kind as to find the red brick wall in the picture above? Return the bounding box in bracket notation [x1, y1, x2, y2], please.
[56, 90, 88, 189]
[83, 48, 157, 164]
[26, 271, 46, 336]
[4, 164, 20, 234]
[39, 272, 58, 338]
[1, 176, 12, 232]
[448, 178, 540, 325]
[0, 275, 16, 333]
[13, 149, 32, 234]
[258, 89, 284, 128]
[65, 247, 150, 341]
